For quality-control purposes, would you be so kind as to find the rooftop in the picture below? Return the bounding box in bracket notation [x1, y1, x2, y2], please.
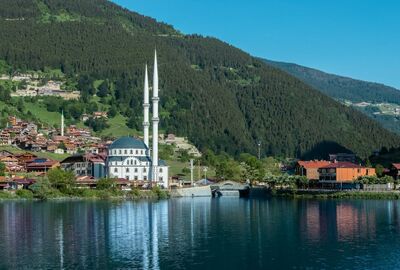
[109, 136, 148, 150]
[297, 160, 331, 169]
[320, 162, 365, 169]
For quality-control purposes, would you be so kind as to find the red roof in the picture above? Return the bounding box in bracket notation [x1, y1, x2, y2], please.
[297, 160, 331, 169]
[320, 162, 364, 169]
[26, 160, 59, 168]
[392, 163, 400, 170]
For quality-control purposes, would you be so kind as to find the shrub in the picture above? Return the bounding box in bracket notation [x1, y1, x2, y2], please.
[16, 189, 34, 199]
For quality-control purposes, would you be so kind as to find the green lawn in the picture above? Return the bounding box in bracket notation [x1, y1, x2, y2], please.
[166, 159, 216, 180]
[24, 101, 61, 126]
[98, 114, 138, 138]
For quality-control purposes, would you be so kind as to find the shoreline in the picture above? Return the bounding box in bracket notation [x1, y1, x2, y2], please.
[271, 189, 400, 200]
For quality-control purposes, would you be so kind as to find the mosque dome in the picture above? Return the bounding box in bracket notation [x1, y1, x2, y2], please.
[109, 136, 148, 150]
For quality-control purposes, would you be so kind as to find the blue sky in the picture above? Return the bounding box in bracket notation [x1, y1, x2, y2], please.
[113, 0, 400, 88]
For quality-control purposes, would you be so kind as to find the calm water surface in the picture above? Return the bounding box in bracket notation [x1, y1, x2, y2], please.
[0, 198, 399, 269]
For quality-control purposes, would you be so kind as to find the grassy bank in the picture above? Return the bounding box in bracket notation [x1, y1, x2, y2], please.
[273, 189, 400, 200]
[0, 187, 170, 201]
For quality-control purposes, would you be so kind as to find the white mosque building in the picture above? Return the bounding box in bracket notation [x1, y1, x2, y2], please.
[106, 51, 169, 188]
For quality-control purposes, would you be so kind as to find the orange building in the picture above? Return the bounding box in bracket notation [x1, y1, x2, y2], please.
[296, 161, 331, 180]
[318, 162, 375, 182]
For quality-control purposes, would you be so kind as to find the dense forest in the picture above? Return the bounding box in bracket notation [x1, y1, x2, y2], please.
[265, 59, 400, 104]
[265, 59, 400, 134]
[0, 0, 399, 159]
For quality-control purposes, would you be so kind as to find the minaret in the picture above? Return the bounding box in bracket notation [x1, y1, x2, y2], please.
[152, 50, 159, 184]
[61, 110, 64, 137]
[143, 64, 150, 148]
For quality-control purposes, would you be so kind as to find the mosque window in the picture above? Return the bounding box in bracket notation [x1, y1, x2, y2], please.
[124, 150, 127, 154]
[159, 168, 163, 173]
[144, 176, 147, 181]
[136, 150, 139, 155]
[114, 168, 118, 173]
[119, 150, 121, 154]
[130, 150, 133, 154]
[126, 168, 130, 173]
[134, 168, 138, 173]
[134, 176, 138, 180]
[143, 168, 147, 173]
[159, 177, 163, 182]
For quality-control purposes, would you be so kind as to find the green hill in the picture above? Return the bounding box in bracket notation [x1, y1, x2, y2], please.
[0, 0, 399, 159]
[264, 59, 400, 104]
[264, 59, 400, 134]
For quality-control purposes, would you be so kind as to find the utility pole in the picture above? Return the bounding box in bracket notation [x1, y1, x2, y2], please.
[257, 141, 262, 160]
[190, 159, 194, 186]
[203, 167, 208, 180]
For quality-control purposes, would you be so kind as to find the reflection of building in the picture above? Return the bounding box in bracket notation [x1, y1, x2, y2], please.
[319, 162, 375, 182]
[336, 202, 376, 241]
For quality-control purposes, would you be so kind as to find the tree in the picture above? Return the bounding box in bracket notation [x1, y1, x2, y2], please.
[58, 142, 67, 150]
[47, 168, 76, 192]
[375, 164, 385, 177]
[96, 178, 116, 190]
[85, 117, 109, 132]
[178, 149, 191, 163]
[0, 162, 6, 176]
[159, 144, 174, 160]
[108, 105, 118, 118]
[97, 80, 109, 98]
[16, 98, 25, 112]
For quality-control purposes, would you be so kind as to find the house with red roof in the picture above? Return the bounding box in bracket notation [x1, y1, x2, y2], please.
[295, 160, 331, 180]
[26, 158, 60, 173]
[389, 163, 400, 180]
[318, 162, 375, 182]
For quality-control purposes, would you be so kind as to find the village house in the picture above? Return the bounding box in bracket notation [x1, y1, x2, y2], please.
[295, 160, 331, 180]
[26, 158, 60, 173]
[318, 161, 375, 183]
[389, 163, 400, 180]
[60, 153, 106, 179]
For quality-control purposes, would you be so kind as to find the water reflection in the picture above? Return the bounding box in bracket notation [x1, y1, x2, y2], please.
[0, 198, 400, 269]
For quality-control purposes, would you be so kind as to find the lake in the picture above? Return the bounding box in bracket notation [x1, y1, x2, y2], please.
[0, 198, 399, 269]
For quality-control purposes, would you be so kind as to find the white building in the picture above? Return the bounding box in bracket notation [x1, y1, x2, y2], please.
[106, 137, 168, 186]
[106, 50, 169, 188]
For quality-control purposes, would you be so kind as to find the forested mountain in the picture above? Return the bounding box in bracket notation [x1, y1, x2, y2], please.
[264, 59, 400, 134]
[264, 60, 400, 104]
[0, 0, 399, 159]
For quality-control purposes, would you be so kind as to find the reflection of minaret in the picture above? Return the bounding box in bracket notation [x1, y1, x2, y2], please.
[152, 50, 159, 183]
[61, 110, 64, 136]
[143, 64, 150, 148]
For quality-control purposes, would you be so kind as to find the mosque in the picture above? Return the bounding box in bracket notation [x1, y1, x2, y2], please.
[106, 51, 169, 188]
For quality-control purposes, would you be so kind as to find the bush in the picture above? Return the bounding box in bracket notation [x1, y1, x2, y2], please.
[96, 178, 116, 190]
[16, 189, 34, 199]
[151, 186, 169, 200]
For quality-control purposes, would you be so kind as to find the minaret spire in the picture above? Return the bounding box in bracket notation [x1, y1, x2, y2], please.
[143, 64, 150, 148]
[61, 110, 64, 137]
[152, 50, 159, 185]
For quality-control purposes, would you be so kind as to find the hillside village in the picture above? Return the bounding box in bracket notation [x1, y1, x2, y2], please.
[1, 72, 80, 100]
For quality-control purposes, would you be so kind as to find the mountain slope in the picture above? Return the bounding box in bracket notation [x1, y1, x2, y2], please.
[0, 0, 399, 159]
[264, 59, 400, 104]
[264, 59, 400, 134]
